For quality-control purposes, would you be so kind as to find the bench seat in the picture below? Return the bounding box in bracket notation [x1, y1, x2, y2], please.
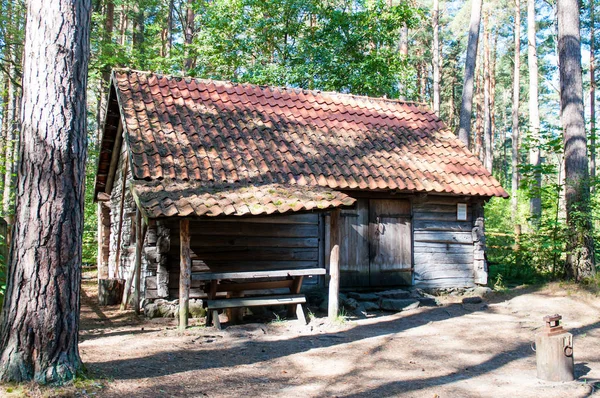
[206, 294, 307, 329]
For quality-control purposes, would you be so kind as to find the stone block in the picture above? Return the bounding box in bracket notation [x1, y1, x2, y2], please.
[377, 289, 411, 299]
[379, 298, 420, 312]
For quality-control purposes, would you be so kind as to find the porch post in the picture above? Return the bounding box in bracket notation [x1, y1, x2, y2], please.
[328, 208, 341, 320]
[179, 219, 191, 330]
[132, 209, 147, 315]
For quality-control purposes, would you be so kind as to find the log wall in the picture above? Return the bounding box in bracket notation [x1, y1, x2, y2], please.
[162, 213, 323, 298]
[413, 196, 484, 288]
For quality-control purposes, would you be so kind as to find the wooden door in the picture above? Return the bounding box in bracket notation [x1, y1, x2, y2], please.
[369, 199, 412, 286]
[339, 199, 370, 287]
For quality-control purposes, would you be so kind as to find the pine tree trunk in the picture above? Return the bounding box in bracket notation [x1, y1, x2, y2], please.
[483, 10, 493, 172]
[457, 0, 483, 148]
[590, 0, 596, 187]
[0, 0, 91, 384]
[511, 0, 521, 221]
[475, 54, 484, 159]
[183, 0, 195, 72]
[528, 0, 542, 221]
[558, 0, 595, 279]
[398, 24, 408, 100]
[3, 60, 21, 222]
[432, 0, 440, 116]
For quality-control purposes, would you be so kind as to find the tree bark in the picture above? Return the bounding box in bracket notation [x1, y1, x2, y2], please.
[590, 0, 596, 188]
[558, 0, 595, 279]
[483, 10, 493, 172]
[432, 0, 440, 116]
[183, 0, 195, 72]
[528, 0, 542, 221]
[0, 0, 90, 384]
[457, 0, 483, 148]
[511, 0, 521, 222]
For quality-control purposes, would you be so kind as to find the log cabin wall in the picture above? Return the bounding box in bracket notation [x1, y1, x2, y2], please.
[413, 196, 485, 288]
[161, 213, 325, 299]
[107, 147, 137, 282]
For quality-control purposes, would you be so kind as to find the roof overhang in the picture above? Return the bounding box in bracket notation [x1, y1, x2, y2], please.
[130, 181, 357, 219]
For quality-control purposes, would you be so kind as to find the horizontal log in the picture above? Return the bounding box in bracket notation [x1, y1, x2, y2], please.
[414, 278, 475, 288]
[412, 196, 473, 206]
[412, 204, 464, 214]
[192, 268, 326, 281]
[413, 211, 473, 222]
[414, 263, 474, 272]
[207, 214, 318, 225]
[414, 252, 474, 264]
[413, 220, 474, 232]
[171, 223, 319, 238]
[190, 247, 318, 262]
[170, 236, 319, 249]
[414, 231, 473, 244]
[414, 268, 474, 280]
[414, 242, 475, 253]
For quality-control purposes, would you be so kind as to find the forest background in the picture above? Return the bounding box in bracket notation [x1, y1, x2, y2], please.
[0, 0, 598, 300]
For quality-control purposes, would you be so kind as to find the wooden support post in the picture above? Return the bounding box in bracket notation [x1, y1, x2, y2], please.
[287, 276, 304, 318]
[179, 219, 191, 331]
[132, 209, 146, 315]
[328, 209, 341, 320]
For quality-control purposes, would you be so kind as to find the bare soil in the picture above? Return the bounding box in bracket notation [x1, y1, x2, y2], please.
[5, 277, 600, 397]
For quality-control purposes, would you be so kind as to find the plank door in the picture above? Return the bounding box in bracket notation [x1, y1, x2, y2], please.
[369, 199, 412, 286]
[339, 199, 370, 287]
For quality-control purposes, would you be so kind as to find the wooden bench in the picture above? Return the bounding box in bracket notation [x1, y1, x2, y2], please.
[207, 294, 307, 329]
[197, 268, 325, 329]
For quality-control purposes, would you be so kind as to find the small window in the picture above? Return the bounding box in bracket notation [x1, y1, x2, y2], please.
[457, 203, 467, 221]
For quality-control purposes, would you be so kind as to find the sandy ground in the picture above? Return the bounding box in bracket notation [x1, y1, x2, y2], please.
[70, 278, 600, 398]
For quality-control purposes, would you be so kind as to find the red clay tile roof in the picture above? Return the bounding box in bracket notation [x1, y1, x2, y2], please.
[110, 69, 508, 206]
[132, 181, 356, 218]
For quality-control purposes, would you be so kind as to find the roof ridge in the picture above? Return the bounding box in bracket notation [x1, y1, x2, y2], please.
[112, 68, 431, 108]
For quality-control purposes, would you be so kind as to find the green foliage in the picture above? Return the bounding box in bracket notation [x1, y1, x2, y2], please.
[192, 0, 422, 97]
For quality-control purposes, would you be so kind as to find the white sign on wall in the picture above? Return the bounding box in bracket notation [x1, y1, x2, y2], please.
[457, 203, 467, 221]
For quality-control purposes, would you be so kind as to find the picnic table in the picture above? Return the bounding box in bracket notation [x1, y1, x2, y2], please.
[196, 268, 326, 329]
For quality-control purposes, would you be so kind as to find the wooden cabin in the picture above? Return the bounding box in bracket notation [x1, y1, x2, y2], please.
[94, 69, 507, 319]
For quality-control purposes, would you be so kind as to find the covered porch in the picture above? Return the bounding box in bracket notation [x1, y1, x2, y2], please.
[131, 181, 355, 329]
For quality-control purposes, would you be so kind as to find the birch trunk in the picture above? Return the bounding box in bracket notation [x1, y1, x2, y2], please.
[0, 0, 90, 383]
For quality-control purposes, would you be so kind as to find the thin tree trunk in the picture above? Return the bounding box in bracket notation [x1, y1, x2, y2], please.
[511, 0, 521, 222]
[528, 0, 542, 221]
[0, 0, 90, 384]
[590, 0, 596, 188]
[432, 0, 440, 116]
[484, 10, 493, 172]
[558, 0, 595, 279]
[132, 3, 144, 53]
[475, 54, 484, 159]
[119, 3, 127, 46]
[3, 60, 21, 221]
[183, 0, 195, 72]
[399, 24, 408, 100]
[457, 0, 483, 147]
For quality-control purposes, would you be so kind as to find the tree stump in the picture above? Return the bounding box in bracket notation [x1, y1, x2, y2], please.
[98, 278, 125, 306]
[536, 314, 574, 382]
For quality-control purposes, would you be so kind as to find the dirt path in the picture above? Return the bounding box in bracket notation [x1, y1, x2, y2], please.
[74, 278, 600, 398]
